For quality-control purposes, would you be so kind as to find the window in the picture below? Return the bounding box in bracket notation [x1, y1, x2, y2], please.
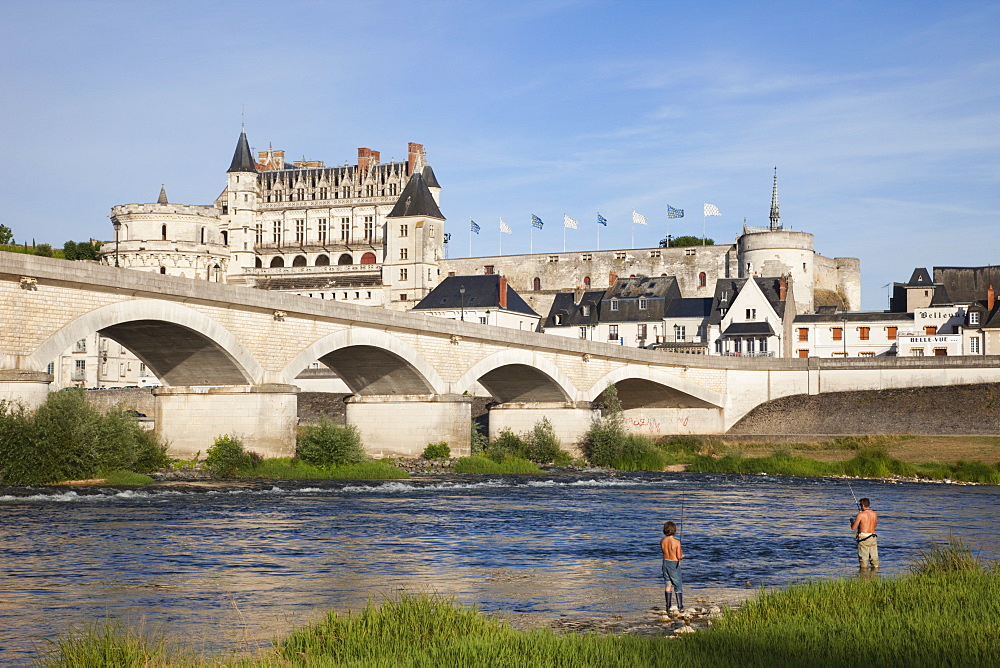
[798, 349, 809, 358]
[610, 299, 619, 311]
[581, 305, 591, 317]
[798, 328, 809, 342]
[859, 352, 875, 358]
[318, 219, 327, 243]
[609, 325, 619, 340]
[833, 351, 847, 358]
[319, 187, 328, 200]
[638, 324, 647, 339]
[399, 248, 408, 260]
[139, 363, 147, 376]
[832, 327, 843, 341]
[73, 360, 86, 381]
[341, 218, 350, 241]
[400, 224, 408, 237]
[674, 325, 686, 341]
[615, 252, 627, 259]
[399, 268, 408, 281]
[272, 221, 282, 244]
[747, 338, 755, 353]
[583, 276, 591, 288]
[579, 327, 588, 339]
[746, 308, 756, 320]
[75, 339, 87, 353]
[970, 312, 980, 325]
[549, 256, 559, 263]
[46, 362, 54, 375]
[639, 299, 648, 310]
[859, 327, 870, 341]
[364, 217, 374, 241]
[295, 219, 305, 243]
[699, 272, 706, 288]
[759, 338, 768, 352]
[925, 326, 936, 335]
[650, 250, 661, 258]
[970, 337, 981, 354]
[484, 265, 495, 275]
[911, 348, 925, 357]
[533, 277, 541, 291]
[478, 316, 487, 325]
[554, 314, 564, 325]
[581, 253, 592, 261]
[119, 362, 126, 377]
[685, 248, 696, 256]
[400, 294, 407, 301]
[934, 348, 948, 356]
[161, 225, 167, 241]
[887, 326, 897, 340]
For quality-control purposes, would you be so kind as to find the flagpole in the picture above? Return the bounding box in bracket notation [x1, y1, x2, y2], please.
[499, 225, 503, 256]
[702, 206, 707, 246]
[530, 225, 533, 255]
[631, 219, 635, 249]
[597, 220, 601, 251]
[563, 216, 567, 253]
[470, 225, 473, 257]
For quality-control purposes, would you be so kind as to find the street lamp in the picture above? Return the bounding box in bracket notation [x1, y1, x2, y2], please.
[112, 219, 121, 267]
[213, 263, 221, 283]
[459, 284, 466, 322]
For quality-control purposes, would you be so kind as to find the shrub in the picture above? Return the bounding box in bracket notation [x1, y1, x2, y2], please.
[842, 446, 916, 478]
[453, 456, 541, 474]
[524, 418, 564, 464]
[484, 428, 528, 462]
[297, 420, 365, 467]
[205, 434, 255, 478]
[470, 421, 489, 455]
[912, 534, 985, 575]
[423, 442, 451, 459]
[613, 434, 666, 471]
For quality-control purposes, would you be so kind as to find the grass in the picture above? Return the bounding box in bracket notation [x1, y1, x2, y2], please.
[236, 457, 410, 480]
[453, 455, 542, 474]
[39, 542, 1000, 667]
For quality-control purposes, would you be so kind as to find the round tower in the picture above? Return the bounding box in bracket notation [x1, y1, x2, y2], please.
[223, 128, 260, 277]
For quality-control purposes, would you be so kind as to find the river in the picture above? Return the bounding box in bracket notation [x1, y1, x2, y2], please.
[0, 472, 997, 664]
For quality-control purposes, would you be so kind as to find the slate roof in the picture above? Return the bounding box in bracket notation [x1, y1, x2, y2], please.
[707, 277, 788, 326]
[413, 275, 537, 316]
[387, 173, 445, 220]
[906, 267, 932, 286]
[227, 129, 257, 173]
[421, 164, 440, 188]
[665, 297, 714, 319]
[543, 290, 605, 328]
[599, 276, 681, 323]
[722, 322, 775, 336]
[933, 266, 1000, 304]
[794, 311, 914, 324]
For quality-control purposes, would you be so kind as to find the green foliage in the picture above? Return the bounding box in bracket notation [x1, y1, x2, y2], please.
[297, 419, 366, 467]
[453, 456, 541, 474]
[0, 391, 167, 485]
[841, 446, 917, 478]
[205, 434, 257, 478]
[580, 385, 664, 470]
[912, 534, 986, 575]
[35, 243, 54, 257]
[423, 442, 451, 459]
[660, 234, 713, 247]
[0, 224, 11, 245]
[524, 418, 563, 463]
[63, 240, 100, 261]
[470, 421, 489, 455]
[485, 428, 529, 462]
[40, 617, 177, 667]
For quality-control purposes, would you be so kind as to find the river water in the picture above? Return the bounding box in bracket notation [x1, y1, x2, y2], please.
[0, 472, 997, 664]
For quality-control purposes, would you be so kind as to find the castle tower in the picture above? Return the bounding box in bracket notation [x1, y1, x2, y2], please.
[769, 167, 780, 231]
[223, 128, 259, 277]
[383, 172, 446, 309]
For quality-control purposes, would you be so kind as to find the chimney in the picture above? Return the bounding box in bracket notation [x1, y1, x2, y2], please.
[357, 147, 373, 171]
[574, 286, 585, 304]
[779, 274, 787, 301]
[989, 285, 995, 311]
[407, 142, 425, 174]
[499, 276, 508, 309]
[608, 271, 618, 286]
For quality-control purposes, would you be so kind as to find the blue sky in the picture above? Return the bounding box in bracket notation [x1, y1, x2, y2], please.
[2, 0, 998, 309]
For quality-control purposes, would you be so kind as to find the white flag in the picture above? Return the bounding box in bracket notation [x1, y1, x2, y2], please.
[632, 210, 647, 225]
[500, 218, 512, 234]
[704, 203, 722, 217]
[563, 214, 578, 229]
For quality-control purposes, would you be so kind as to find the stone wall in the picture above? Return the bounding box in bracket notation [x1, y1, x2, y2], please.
[729, 383, 1000, 435]
[82, 387, 155, 414]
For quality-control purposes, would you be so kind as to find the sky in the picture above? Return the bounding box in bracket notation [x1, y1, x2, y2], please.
[2, 0, 998, 309]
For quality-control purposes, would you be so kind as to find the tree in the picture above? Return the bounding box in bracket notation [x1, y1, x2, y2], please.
[0, 224, 12, 245]
[63, 241, 78, 260]
[35, 243, 54, 257]
[63, 240, 98, 261]
[659, 235, 713, 248]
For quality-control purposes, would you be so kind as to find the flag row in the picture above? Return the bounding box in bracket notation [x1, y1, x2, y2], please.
[468, 203, 722, 234]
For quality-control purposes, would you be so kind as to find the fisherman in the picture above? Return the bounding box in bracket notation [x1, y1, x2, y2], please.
[850, 497, 879, 569]
[660, 521, 684, 611]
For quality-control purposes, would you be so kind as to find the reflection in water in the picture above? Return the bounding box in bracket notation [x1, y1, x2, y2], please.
[0, 474, 996, 664]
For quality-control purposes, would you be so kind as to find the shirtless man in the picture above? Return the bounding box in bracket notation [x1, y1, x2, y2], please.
[660, 521, 684, 611]
[850, 497, 879, 569]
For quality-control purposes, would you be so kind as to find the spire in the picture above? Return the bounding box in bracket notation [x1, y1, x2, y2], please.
[227, 128, 257, 173]
[157, 184, 168, 204]
[769, 166, 780, 230]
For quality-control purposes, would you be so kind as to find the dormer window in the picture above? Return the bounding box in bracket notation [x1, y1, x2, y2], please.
[610, 299, 619, 311]
[554, 314, 564, 325]
[970, 311, 980, 325]
[639, 299, 648, 310]
[581, 305, 591, 317]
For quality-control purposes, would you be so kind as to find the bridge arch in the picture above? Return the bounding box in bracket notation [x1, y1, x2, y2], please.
[453, 350, 577, 403]
[586, 366, 724, 409]
[27, 300, 263, 386]
[282, 328, 446, 395]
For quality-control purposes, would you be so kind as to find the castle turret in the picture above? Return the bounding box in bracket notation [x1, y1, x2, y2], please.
[383, 172, 446, 309]
[223, 128, 259, 278]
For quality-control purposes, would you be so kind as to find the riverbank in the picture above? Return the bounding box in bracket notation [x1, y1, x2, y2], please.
[41, 541, 1000, 667]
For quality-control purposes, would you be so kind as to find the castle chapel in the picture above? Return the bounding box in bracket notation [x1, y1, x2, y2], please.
[102, 130, 861, 316]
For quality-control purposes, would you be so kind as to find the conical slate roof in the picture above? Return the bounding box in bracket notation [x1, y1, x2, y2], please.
[227, 129, 257, 173]
[387, 172, 445, 220]
[157, 184, 168, 204]
[421, 164, 440, 189]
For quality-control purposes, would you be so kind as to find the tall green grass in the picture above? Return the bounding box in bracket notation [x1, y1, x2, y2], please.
[453, 455, 541, 474]
[238, 457, 409, 480]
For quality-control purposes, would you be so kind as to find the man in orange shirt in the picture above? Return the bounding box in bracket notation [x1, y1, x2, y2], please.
[660, 521, 684, 611]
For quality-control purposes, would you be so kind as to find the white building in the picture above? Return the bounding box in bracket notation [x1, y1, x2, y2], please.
[412, 275, 541, 332]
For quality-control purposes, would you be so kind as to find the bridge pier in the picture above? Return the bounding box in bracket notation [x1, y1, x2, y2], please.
[345, 394, 472, 458]
[620, 407, 724, 437]
[488, 402, 599, 457]
[0, 370, 52, 410]
[153, 384, 298, 460]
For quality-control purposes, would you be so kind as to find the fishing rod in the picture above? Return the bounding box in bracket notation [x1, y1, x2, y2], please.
[847, 478, 859, 507]
[679, 492, 685, 541]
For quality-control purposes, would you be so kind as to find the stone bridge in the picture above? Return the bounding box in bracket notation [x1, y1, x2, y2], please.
[3, 253, 999, 458]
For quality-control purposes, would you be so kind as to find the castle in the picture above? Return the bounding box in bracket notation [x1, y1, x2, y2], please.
[101, 130, 861, 317]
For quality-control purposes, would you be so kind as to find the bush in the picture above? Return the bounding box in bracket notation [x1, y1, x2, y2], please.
[35, 243, 54, 257]
[205, 434, 255, 478]
[423, 442, 451, 459]
[470, 421, 489, 455]
[525, 418, 564, 464]
[297, 420, 366, 467]
[484, 428, 528, 462]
